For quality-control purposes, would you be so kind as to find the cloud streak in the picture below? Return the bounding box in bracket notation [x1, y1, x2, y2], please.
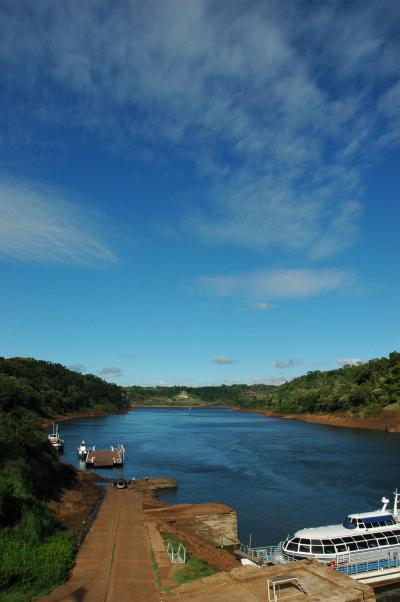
[337, 358, 364, 367]
[199, 268, 355, 301]
[0, 178, 116, 265]
[212, 356, 237, 365]
[272, 360, 294, 369]
[99, 366, 123, 377]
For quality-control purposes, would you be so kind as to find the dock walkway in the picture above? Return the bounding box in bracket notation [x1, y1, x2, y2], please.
[41, 488, 158, 602]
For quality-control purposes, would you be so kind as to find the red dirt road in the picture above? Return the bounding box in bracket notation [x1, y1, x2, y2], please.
[41, 488, 158, 602]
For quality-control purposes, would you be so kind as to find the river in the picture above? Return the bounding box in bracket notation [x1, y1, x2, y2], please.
[57, 407, 400, 600]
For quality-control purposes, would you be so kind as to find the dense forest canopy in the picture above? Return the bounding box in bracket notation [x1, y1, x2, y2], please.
[0, 356, 128, 417]
[126, 352, 400, 416]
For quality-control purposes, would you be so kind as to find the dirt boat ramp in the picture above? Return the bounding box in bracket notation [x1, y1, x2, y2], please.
[41, 486, 158, 602]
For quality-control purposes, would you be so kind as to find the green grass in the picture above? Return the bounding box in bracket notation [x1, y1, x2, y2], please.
[160, 532, 216, 586]
[150, 546, 161, 587]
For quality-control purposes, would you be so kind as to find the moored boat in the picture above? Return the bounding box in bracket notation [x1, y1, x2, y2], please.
[241, 490, 400, 586]
[47, 422, 64, 452]
[77, 440, 88, 460]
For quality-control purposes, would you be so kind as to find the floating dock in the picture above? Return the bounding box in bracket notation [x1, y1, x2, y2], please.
[85, 444, 125, 467]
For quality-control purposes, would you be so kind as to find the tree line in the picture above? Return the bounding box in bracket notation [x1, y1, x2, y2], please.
[126, 352, 400, 416]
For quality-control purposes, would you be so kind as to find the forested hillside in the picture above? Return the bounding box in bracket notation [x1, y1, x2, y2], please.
[126, 383, 275, 405]
[126, 352, 400, 417]
[0, 358, 129, 601]
[247, 351, 400, 415]
[0, 356, 128, 417]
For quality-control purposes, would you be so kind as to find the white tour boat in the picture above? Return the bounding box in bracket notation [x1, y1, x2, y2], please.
[241, 490, 400, 586]
[47, 422, 64, 452]
[77, 440, 88, 460]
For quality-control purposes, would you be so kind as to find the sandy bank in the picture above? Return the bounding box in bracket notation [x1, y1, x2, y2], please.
[234, 407, 400, 432]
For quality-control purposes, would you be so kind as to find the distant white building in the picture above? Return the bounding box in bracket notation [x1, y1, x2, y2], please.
[176, 390, 189, 400]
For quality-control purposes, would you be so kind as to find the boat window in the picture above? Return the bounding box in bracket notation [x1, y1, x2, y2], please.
[299, 545, 310, 552]
[343, 517, 356, 529]
[377, 537, 388, 546]
[387, 536, 397, 545]
[310, 540, 322, 546]
[311, 545, 323, 554]
[356, 540, 369, 549]
[292, 538, 300, 544]
[347, 542, 358, 551]
[341, 537, 353, 544]
[352, 535, 366, 542]
[286, 542, 298, 552]
[364, 533, 375, 540]
[331, 538, 346, 545]
[299, 539, 310, 544]
[367, 540, 378, 548]
[323, 544, 335, 554]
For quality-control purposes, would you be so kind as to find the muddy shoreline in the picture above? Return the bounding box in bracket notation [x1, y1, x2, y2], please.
[130, 402, 400, 432]
[40, 405, 135, 429]
[231, 407, 400, 432]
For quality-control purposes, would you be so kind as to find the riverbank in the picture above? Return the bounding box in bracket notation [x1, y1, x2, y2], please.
[130, 402, 400, 432]
[40, 406, 132, 429]
[234, 408, 400, 432]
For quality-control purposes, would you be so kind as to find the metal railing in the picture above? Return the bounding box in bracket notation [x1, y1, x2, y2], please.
[240, 542, 400, 578]
[167, 542, 187, 564]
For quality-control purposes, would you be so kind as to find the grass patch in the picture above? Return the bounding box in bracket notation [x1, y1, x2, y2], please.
[150, 546, 161, 587]
[160, 532, 216, 586]
[0, 529, 74, 602]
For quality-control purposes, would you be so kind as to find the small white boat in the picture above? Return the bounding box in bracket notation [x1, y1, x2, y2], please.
[77, 440, 88, 460]
[48, 422, 64, 452]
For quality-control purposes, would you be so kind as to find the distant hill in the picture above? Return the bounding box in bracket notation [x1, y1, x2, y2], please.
[125, 383, 276, 406]
[126, 352, 400, 417]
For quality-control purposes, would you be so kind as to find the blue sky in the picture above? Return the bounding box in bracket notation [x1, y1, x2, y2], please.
[0, 0, 399, 386]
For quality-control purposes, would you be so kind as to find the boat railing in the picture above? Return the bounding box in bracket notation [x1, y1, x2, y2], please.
[239, 543, 284, 564]
[239, 543, 400, 575]
[334, 546, 400, 576]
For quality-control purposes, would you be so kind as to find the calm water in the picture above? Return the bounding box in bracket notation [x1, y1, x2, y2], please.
[56, 407, 400, 599]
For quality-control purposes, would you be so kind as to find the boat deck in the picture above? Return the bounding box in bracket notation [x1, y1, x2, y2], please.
[86, 449, 123, 467]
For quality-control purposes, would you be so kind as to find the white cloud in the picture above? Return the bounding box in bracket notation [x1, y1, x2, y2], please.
[337, 358, 364, 367]
[199, 268, 355, 300]
[0, 178, 116, 265]
[212, 356, 237, 365]
[272, 360, 294, 369]
[68, 363, 86, 373]
[0, 1, 398, 259]
[251, 302, 275, 311]
[99, 366, 123, 376]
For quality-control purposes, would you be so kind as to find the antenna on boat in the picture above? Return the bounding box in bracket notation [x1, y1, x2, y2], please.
[394, 489, 399, 517]
[381, 496, 390, 511]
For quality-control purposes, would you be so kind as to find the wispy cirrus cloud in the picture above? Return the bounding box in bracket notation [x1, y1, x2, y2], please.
[0, 179, 116, 265]
[199, 268, 355, 301]
[0, 1, 398, 259]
